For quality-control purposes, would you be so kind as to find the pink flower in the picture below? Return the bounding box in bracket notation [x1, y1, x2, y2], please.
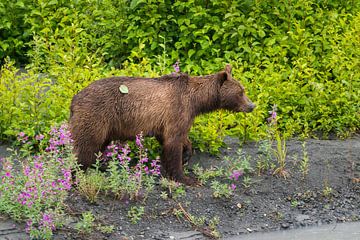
[229, 170, 243, 181]
[140, 157, 148, 164]
[40, 213, 55, 230]
[35, 134, 44, 141]
[136, 132, 144, 148]
[25, 219, 33, 233]
[172, 61, 180, 73]
[23, 166, 30, 176]
[267, 104, 278, 124]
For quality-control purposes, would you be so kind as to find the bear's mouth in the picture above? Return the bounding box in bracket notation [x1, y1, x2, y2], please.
[239, 104, 256, 113]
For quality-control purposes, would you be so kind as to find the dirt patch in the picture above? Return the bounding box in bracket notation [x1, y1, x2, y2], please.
[1, 136, 359, 239]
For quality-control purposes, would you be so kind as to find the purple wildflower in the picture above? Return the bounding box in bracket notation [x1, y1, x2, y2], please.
[136, 132, 144, 148]
[143, 166, 149, 175]
[172, 60, 180, 74]
[40, 213, 55, 231]
[35, 134, 44, 141]
[121, 145, 131, 156]
[46, 124, 72, 152]
[229, 170, 243, 181]
[150, 158, 161, 176]
[17, 132, 29, 144]
[139, 156, 148, 164]
[229, 183, 237, 191]
[25, 219, 33, 233]
[267, 104, 277, 125]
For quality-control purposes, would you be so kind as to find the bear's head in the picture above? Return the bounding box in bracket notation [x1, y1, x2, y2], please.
[218, 64, 256, 113]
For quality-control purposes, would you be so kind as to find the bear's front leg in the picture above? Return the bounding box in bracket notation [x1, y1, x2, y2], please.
[182, 136, 193, 165]
[161, 139, 198, 186]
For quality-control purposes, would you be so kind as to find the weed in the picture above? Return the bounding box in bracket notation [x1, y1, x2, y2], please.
[242, 176, 252, 189]
[272, 133, 289, 179]
[160, 178, 186, 200]
[76, 160, 107, 203]
[323, 178, 333, 198]
[323, 186, 333, 198]
[223, 148, 254, 191]
[192, 164, 223, 184]
[75, 211, 95, 234]
[177, 203, 221, 239]
[208, 217, 221, 239]
[225, 149, 254, 174]
[323, 160, 333, 198]
[97, 224, 115, 234]
[127, 206, 145, 224]
[300, 141, 309, 179]
[173, 208, 184, 220]
[160, 191, 168, 200]
[256, 140, 274, 175]
[210, 180, 233, 199]
[268, 105, 289, 179]
[291, 200, 299, 208]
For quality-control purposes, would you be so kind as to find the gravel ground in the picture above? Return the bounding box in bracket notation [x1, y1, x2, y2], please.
[0, 135, 359, 239]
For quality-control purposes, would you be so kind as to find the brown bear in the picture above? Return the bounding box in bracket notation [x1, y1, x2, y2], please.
[69, 64, 255, 185]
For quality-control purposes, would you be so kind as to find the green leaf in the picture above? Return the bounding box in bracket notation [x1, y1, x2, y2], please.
[119, 85, 129, 94]
[258, 29, 266, 38]
[130, 0, 146, 10]
[188, 49, 196, 59]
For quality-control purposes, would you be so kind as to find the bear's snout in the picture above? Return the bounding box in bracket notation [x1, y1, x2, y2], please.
[246, 102, 256, 112]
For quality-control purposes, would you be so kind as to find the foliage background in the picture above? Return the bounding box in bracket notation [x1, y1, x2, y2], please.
[1, 0, 359, 153]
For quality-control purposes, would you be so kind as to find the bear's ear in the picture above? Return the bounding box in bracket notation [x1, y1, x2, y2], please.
[216, 71, 228, 86]
[225, 64, 232, 76]
[216, 64, 232, 86]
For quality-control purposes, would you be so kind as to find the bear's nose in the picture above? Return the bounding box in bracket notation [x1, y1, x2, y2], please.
[248, 102, 256, 112]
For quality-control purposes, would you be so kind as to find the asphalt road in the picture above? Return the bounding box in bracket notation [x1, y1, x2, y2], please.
[227, 221, 360, 240]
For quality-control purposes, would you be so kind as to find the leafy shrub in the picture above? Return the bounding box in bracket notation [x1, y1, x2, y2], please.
[1, 0, 359, 154]
[0, 0, 32, 64]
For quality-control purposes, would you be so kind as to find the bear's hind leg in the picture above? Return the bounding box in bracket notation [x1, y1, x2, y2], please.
[161, 139, 199, 186]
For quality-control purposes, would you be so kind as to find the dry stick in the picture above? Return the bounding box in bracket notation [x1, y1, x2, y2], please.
[177, 203, 216, 239]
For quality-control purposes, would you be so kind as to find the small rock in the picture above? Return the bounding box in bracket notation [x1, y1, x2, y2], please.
[281, 223, 290, 229]
[295, 214, 310, 222]
[169, 236, 175, 239]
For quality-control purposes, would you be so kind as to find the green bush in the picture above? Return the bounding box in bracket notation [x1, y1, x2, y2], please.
[0, 0, 359, 154]
[0, 0, 32, 64]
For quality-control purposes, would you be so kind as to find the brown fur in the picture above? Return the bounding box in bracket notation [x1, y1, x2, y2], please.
[69, 65, 255, 185]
